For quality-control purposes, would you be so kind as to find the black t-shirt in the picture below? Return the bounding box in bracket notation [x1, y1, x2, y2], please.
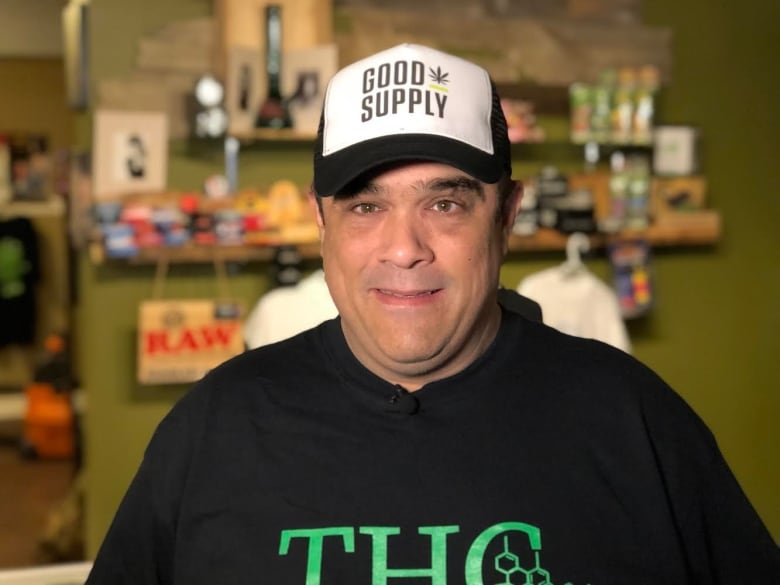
[87, 310, 780, 584]
[0, 217, 39, 346]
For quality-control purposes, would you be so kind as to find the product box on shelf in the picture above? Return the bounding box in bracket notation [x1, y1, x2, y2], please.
[91, 179, 319, 260]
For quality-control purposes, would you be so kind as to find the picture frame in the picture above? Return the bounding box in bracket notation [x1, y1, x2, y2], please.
[92, 110, 169, 201]
[650, 176, 708, 217]
[226, 45, 264, 135]
[653, 125, 700, 176]
[282, 44, 338, 135]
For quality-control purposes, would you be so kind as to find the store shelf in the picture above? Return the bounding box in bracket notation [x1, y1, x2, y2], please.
[230, 128, 317, 143]
[89, 241, 322, 265]
[495, 82, 571, 115]
[0, 196, 65, 218]
[225, 84, 569, 141]
[508, 217, 721, 252]
[90, 213, 720, 266]
[224, 86, 572, 140]
[0, 392, 25, 422]
[0, 389, 85, 423]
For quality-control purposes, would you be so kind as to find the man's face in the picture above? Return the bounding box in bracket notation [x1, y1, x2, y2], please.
[314, 162, 521, 390]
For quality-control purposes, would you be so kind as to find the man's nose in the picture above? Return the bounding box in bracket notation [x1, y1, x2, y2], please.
[378, 212, 434, 269]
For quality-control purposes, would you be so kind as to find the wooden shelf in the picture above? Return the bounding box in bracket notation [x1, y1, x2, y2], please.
[495, 83, 571, 116]
[230, 128, 317, 143]
[90, 241, 322, 265]
[0, 196, 65, 218]
[91, 214, 720, 266]
[509, 218, 721, 253]
[162, 83, 721, 264]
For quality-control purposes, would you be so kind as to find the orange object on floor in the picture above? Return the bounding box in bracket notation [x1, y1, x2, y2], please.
[23, 382, 75, 459]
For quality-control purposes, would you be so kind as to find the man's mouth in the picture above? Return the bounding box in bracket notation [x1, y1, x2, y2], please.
[376, 289, 439, 298]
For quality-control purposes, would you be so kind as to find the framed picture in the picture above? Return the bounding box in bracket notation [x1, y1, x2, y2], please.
[92, 110, 169, 201]
[282, 44, 338, 135]
[650, 176, 708, 217]
[226, 46, 264, 135]
[653, 125, 699, 176]
[62, 0, 90, 110]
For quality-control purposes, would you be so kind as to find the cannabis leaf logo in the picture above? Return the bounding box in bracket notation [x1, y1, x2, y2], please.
[428, 66, 449, 87]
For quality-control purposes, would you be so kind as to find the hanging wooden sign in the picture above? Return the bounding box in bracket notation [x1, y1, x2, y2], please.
[137, 299, 244, 385]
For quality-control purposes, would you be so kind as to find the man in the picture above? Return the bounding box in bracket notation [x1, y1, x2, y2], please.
[87, 44, 779, 584]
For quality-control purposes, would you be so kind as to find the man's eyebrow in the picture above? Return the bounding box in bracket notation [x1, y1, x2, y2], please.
[334, 175, 484, 199]
[334, 180, 385, 200]
[428, 176, 485, 199]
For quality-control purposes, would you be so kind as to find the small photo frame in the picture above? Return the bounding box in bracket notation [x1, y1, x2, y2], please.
[651, 176, 708, 217]
[653, 125, 700, 176]
[282, 44, 338, 135]
[226, 45, 264, 135]
[92, 110, 169, 201]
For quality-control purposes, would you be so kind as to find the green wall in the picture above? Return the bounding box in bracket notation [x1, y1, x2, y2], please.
[81, 0, 780, 555]
[639, 0, 779, 541]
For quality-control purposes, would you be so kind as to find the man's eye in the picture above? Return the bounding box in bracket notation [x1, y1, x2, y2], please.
[432, 200, 460, 213]
[352, 202, 379, 214]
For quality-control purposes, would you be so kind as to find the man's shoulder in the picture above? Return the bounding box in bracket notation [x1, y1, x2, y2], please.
[498, 288, 543, 322]
[170, 322, 336, 424]
[510, 314, 678, 406]
[214, 322, 331, 384]
[511, 311, 631, 364]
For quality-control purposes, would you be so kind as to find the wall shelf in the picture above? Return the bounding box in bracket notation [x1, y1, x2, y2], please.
[509, 219, 721, 252]
[89, 241, 321, 265]
[90, 213, 720, 266]
[495, 83, 571, 116]
[144, 107, 721, 266]
[0, 196, 65, 218]
[223, 83, 571, 143]
[230, 128, 317, 143]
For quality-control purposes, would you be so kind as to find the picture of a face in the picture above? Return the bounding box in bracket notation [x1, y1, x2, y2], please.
[239, 64, 251, 111]
[113, 132, 147, 182]
[125, 134, 146, 179]
[93, 110, 168, 200]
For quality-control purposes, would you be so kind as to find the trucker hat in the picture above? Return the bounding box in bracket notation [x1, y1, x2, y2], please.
[312, 43, 511, 196]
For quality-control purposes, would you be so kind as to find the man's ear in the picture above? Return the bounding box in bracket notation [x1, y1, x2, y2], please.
[501, 180, 523, 251]
[307, 189, 325, 237]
